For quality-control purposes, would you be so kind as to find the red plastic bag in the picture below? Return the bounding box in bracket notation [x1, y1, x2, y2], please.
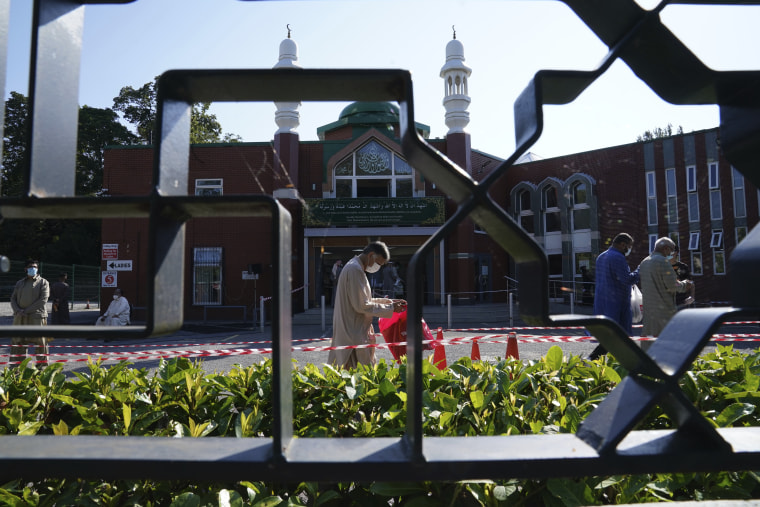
[379, 310, 435, 362]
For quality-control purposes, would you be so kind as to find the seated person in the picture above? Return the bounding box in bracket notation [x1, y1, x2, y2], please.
[96, 288, 131, 326]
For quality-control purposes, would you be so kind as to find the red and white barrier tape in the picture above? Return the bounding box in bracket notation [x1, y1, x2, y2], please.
[4, 331, 759, 365]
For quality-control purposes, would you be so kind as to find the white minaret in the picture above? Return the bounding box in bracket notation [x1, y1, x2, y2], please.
[439, 26, 472, 134]
[273, 25, 301, 134]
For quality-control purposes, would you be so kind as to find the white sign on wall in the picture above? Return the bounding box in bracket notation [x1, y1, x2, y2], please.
[107, 260, 133, 271]
[102, 271, 117, 287]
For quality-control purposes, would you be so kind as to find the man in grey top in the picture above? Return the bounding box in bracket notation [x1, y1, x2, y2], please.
[10, 259, 50, 366]
[638, 238, 693, 348]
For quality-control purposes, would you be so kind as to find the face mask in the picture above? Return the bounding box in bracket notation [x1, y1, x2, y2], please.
[113, 295, 120, 300]
[665, 254, 674, 260]
[365, 262, 381, 274]
[625, 248, 631, 257]
[27, 267, 38, 276]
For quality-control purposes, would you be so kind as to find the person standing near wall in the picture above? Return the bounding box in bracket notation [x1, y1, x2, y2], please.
[639, 237, 693, 347]
[330, 259, 343, 307]
[670, 245, 695, 308]
[588, 233, 640, 359]
[328, 242, 406, 369]
[10, 259, 50, 366]
[50, 272, 71, 324]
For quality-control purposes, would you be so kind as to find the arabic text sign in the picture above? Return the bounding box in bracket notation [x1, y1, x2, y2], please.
[303, 197, 445, 226]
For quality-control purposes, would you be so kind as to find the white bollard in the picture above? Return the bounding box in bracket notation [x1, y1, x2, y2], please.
[447, 293, 452, 330]
[321, 294, 326, 332]
[260, 296, 265, 333]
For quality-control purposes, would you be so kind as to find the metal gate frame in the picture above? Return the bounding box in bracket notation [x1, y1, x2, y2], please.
[0, 0, 758, 481]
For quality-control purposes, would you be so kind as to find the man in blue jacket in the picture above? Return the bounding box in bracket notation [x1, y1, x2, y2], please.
[588, 233, 640, 359]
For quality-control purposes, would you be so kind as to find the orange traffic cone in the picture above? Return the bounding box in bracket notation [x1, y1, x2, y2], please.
[471, 338, 481, 361]
[432, 328, 447, 369]
[506, 332, 519, 360]
[86, 299, 90, 309]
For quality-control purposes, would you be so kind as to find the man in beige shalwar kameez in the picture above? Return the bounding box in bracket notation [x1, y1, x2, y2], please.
[638, 237, 693, 349]
[328, 242, 406, 368]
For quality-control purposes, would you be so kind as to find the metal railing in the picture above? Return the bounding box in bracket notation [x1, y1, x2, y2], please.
[0, 0, 758, 483]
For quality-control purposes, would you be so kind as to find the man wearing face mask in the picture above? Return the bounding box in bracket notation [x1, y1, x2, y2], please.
[638, 237, 693, 345]
[327, 241, 407, 368]
[10, 259, 50, 366]
[96, 288, 131, 326]
[588, 233, 640, 359]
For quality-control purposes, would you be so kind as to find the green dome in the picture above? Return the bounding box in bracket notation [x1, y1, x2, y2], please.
[338, 101, 399, 121]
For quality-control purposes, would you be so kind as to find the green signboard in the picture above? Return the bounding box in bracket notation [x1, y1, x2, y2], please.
[303, 197, 445, 227]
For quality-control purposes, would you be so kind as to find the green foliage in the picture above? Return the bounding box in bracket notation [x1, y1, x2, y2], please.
[112, 77, 239, 145]
[0, 345, 758, 504]
[636, 123, 684, 142]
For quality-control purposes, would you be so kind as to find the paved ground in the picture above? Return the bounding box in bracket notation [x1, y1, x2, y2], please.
[0, 301, 758, 374]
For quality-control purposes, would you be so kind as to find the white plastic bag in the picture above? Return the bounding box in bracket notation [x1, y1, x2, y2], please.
[631, 285, 643, 324]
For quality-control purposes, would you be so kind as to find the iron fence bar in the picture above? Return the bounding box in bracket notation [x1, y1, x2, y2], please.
[0, 429, 759, 481]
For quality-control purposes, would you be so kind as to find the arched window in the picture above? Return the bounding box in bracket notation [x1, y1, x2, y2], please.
[543, 186, 560, 233]
[334, 140, 414, 198]
[516, 189, 534, 232]
[571, 181, 590, 231]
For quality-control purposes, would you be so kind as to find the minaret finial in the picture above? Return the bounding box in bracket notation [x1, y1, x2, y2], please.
[452, 25, 456, 39]
[287, 24, 292, 38]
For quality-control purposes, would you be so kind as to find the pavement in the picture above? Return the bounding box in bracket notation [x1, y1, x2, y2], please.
[0, 300, 758, 374]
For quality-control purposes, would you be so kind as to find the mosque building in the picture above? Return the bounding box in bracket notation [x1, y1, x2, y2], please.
[101, 31, 759, 320]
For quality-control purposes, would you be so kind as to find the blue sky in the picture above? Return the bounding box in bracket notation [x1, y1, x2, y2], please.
[6, 0, 760, 160]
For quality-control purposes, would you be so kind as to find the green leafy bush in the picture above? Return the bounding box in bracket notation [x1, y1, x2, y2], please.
[0, 344, 758, 505]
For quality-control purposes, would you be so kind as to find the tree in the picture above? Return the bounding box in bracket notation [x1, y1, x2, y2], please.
[77, 105, 137, 195]
[113, 77, 240, 144]
[1, 93, 133, 264]
[636, 123, 684, 142]
[2, 91, 29, 197]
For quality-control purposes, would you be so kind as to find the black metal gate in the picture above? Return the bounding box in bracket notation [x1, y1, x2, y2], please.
[0, 0, 758, 482]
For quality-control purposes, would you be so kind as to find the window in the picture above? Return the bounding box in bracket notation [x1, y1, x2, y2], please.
[666, 168, 678, 223]
[709, 162, 719, 189]
[334, 140, 414, 198]
[542, 186, 561, 233]
[686, 166, 699, 222]
[688, 232, 700, 250]
[711, 230, 725, 275]
[193, 247, 222, 305]
[691, 252, 702, 275]
[517, 189, 534, 233]
[649, 234, 657, 254]
[736, 226, 748, 245]
[646, 171, 657, 225]
[710, 230, 723, 249]
[714, 250, 726, 275]
[686, 165, 697, 192]
[669, 232, 679, 251]
[571, 181, 590, 231]
[195, 178, 223, 196]
[732, 167, 746, 218]
[710, 189, 722, 220]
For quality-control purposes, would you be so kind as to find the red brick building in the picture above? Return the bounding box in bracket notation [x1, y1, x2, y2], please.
[100, 35, 758, 319]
